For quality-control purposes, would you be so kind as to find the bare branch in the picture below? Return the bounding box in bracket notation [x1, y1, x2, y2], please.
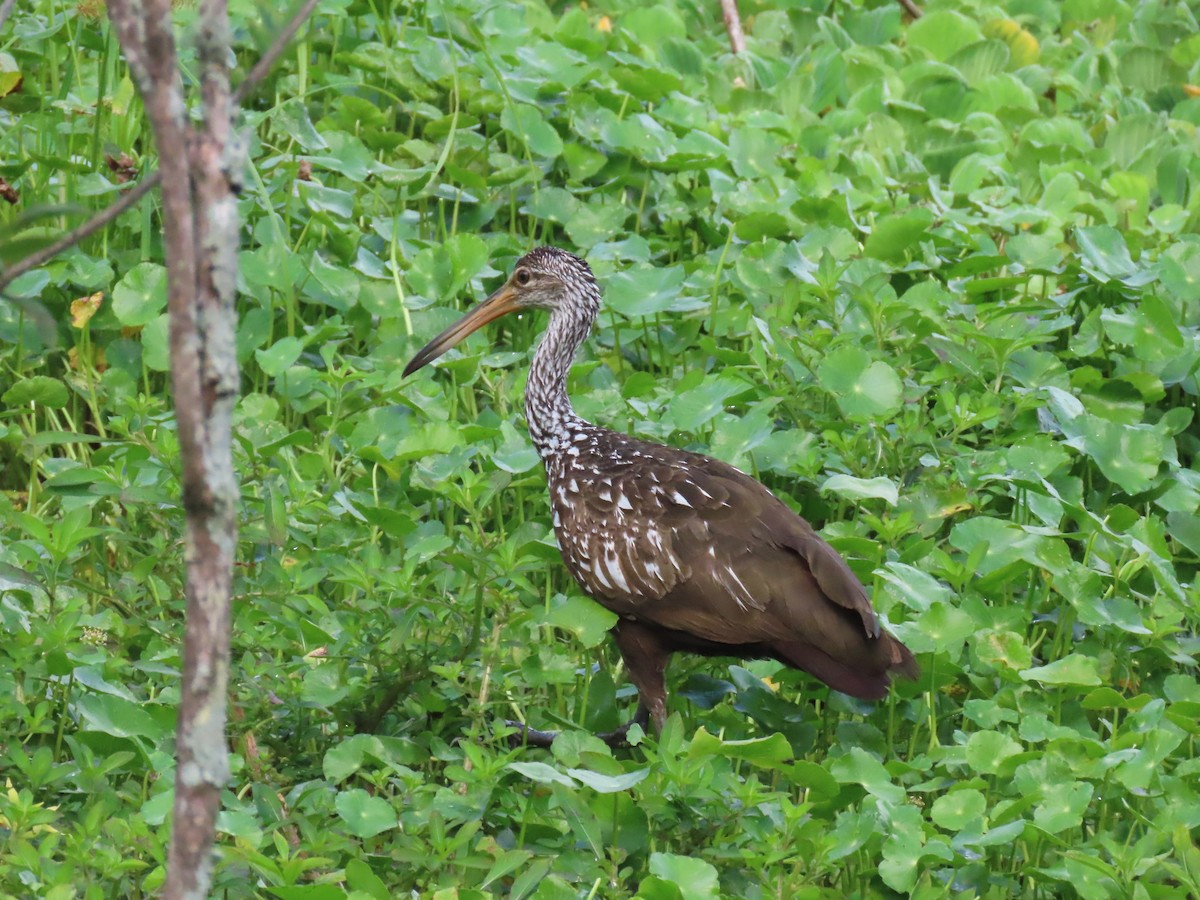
[232, 0, 322, 105]
[898, 0, 923, 18]
[0, 0, 319, 295]
[106, 0, 234, 894]
[0, 174, 161, 294]
[720, 0, 746, 54]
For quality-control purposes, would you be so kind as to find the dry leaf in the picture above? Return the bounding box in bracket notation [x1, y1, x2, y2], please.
[68, 345, 108, 372]
[70, 292, 103, 328]
[105, 153, 137, 183]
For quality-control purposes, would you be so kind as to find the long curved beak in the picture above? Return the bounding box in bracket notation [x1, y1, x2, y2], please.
[403, 283, 521, 377]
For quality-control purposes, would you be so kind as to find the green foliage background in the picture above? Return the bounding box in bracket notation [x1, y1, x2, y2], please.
[2, 0, 1200, 896]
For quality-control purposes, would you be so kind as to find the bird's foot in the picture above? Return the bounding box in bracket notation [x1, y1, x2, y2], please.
[597, 721, 640, 748]
[502, 719, 646, 749]
[503, 720, 559, 748]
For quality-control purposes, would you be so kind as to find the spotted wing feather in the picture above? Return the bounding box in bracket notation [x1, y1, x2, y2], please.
[549, 432, 917, 700]
[549, 447, 693, 609]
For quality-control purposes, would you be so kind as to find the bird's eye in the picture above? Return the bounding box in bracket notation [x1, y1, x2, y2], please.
[515, 268, 531, 286]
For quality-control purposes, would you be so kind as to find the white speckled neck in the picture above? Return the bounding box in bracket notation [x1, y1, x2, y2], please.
[526, 307, 592, 459]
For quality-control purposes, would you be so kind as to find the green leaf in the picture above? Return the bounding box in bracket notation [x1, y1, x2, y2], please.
[324, 738, 371, 784]
[974, 629, 1033, 670]
[543, 594, 618, 648]
[565, 767, 648, 792]
[255, 336, 305, 377]
[75, 694, 169, 741]
[304, 252, 360, 310]
[301, 664, 350, 707]
[1076, 226, 1153, 287]
[785, 760, 840, 800]
[820, 474, 898, 506]
[906, 601, 974, 655]
[908, 10, 984, 60]
[406, 235, 491, 301]
[345, 859, 391, 900]
[931, 788, 987, 830]
[297, 182, 355, 219]
[323, 735, 421, 783]
[647, 853, 720, 900]
[864, 208, 935, 261]
[669, 373, 745, 432]
[1033, 781, 1093, 833]
[877, 563, 957, 613]
[688, 728, 794, 768]
[1019, 654, 1102, 687]
[490, 421, 540, 474]
[334, 788, 397, 839]
[73, 666, 137, 701]
[830, 747, 905, 805]
[112, 262, 167, 327]
[634, 877, 684, 900]
[604, 264, 685, 317]
[949, 516, 1071, 577]
[272, 98, 328, 151]
[817, 347, 903, 421]
[3, 375, 69, 409]
[480, 849, 534, 890]
[880, 802, 948, 892]
[508, 761, 577, 788]
[266, 885, 349, 899]
[142, 313, 171, 372]
[501, 104, 563, 159]
[0, 52, 22, 98]
[948, 40, 1010, 87]
[964, 730, 1023, 775]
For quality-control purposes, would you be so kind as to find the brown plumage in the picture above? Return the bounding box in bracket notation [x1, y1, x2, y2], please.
[404, 246, 919, 744]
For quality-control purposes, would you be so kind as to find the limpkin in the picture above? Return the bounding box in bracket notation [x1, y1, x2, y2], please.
[404, 246, 918, 746]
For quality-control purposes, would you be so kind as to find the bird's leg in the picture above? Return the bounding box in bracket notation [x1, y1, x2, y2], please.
[505, 620, 673, 749]
[609, 619, 672, 737]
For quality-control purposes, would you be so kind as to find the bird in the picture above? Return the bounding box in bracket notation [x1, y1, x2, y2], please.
[404, 246, 919, 746]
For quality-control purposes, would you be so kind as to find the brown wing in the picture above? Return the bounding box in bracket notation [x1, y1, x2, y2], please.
[551, 439, 918, 699]
[549, 450, 693, 612]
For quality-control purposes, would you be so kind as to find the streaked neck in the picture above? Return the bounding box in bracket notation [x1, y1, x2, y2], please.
[525, 309, 590, 458]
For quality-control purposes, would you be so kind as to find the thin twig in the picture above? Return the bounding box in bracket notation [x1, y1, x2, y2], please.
[0, 0, 17, 34]
[0, 0, 320, 295]
[720, 0, 746, 54]
[232, 0, 321, 105]
[0, 174, 160, 293]
[898, 0, 923, 18]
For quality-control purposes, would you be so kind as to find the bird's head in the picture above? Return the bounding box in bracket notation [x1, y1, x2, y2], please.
[403, 246, 599, 377]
